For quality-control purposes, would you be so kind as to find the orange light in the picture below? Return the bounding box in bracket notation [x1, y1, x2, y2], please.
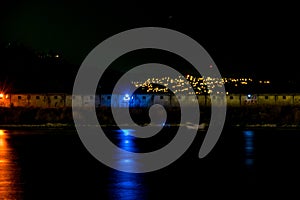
[0, 130, 4, 136]
[0, 93, 3, 98]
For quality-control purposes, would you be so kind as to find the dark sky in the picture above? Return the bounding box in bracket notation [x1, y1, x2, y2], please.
[1, 1, 299, 79]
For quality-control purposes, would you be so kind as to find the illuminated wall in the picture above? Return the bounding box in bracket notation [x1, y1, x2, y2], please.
[9, 94, 29, 107]
[226, 94, 241, 107]
[294, 96, 300, 106]
[257, 95, 276, 106]
[1, 93, 300, 108]
[275, 95, 294, 106]
[206, 94, 227, 107]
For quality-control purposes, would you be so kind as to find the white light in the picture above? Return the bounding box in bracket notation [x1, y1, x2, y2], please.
[123, 94, 130, 101]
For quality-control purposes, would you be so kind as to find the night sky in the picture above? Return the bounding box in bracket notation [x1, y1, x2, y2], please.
[1, 1, 299, 81]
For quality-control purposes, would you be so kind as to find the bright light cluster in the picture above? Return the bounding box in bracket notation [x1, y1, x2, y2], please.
[131, 74, 270, 94]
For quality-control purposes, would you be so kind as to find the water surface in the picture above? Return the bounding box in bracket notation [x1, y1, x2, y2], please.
[1, 127, 300, 199]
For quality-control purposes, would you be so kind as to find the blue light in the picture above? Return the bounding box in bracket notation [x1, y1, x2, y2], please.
[109, 170, 145, 200]
[122, 159, 131, 163]
[115, 129, 135, 136]
[108, 129, 147, 200]
[244, 130, 253, 137]
[243, 130, 254, 168]
[124, 94, 130, 101]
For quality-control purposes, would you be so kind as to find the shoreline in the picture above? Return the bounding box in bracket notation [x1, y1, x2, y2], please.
[1, 123, 300, 131]
[0, 123, 75, 130]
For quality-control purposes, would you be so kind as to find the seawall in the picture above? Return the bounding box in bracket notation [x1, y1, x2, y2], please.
[1, 105, 300, 128]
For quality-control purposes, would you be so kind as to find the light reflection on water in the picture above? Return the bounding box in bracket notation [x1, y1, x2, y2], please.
[108, 129, 147, 200]
[2, 127, 299, 198]
[0, 130, 23, 199]
[243, 130, 255, 168]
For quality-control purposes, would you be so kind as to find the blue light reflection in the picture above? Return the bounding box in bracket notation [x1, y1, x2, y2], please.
[108, 129, 147, 200]
[243, 130, 255, 168]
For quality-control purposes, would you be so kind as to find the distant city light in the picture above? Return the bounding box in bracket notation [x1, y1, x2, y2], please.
[131, 73, 271, 95]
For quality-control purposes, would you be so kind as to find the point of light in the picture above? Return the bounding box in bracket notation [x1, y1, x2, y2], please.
[123, 94, 130, 101]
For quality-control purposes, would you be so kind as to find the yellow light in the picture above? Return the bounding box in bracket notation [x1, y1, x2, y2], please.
[0, 130, 5, 136]
[0, 93, 3, 98]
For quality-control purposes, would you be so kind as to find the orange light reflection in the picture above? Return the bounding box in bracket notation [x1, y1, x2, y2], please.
[0, 130, 23, 198]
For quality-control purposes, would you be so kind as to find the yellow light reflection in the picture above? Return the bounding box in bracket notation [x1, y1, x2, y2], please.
[0, 129, 22, 198]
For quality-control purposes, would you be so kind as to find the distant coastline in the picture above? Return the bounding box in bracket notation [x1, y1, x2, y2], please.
[1, 122, 300, 131]
[0, 123, 75, 130]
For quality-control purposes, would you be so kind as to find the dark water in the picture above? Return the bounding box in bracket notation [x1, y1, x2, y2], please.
[1, 127, 300, 199]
